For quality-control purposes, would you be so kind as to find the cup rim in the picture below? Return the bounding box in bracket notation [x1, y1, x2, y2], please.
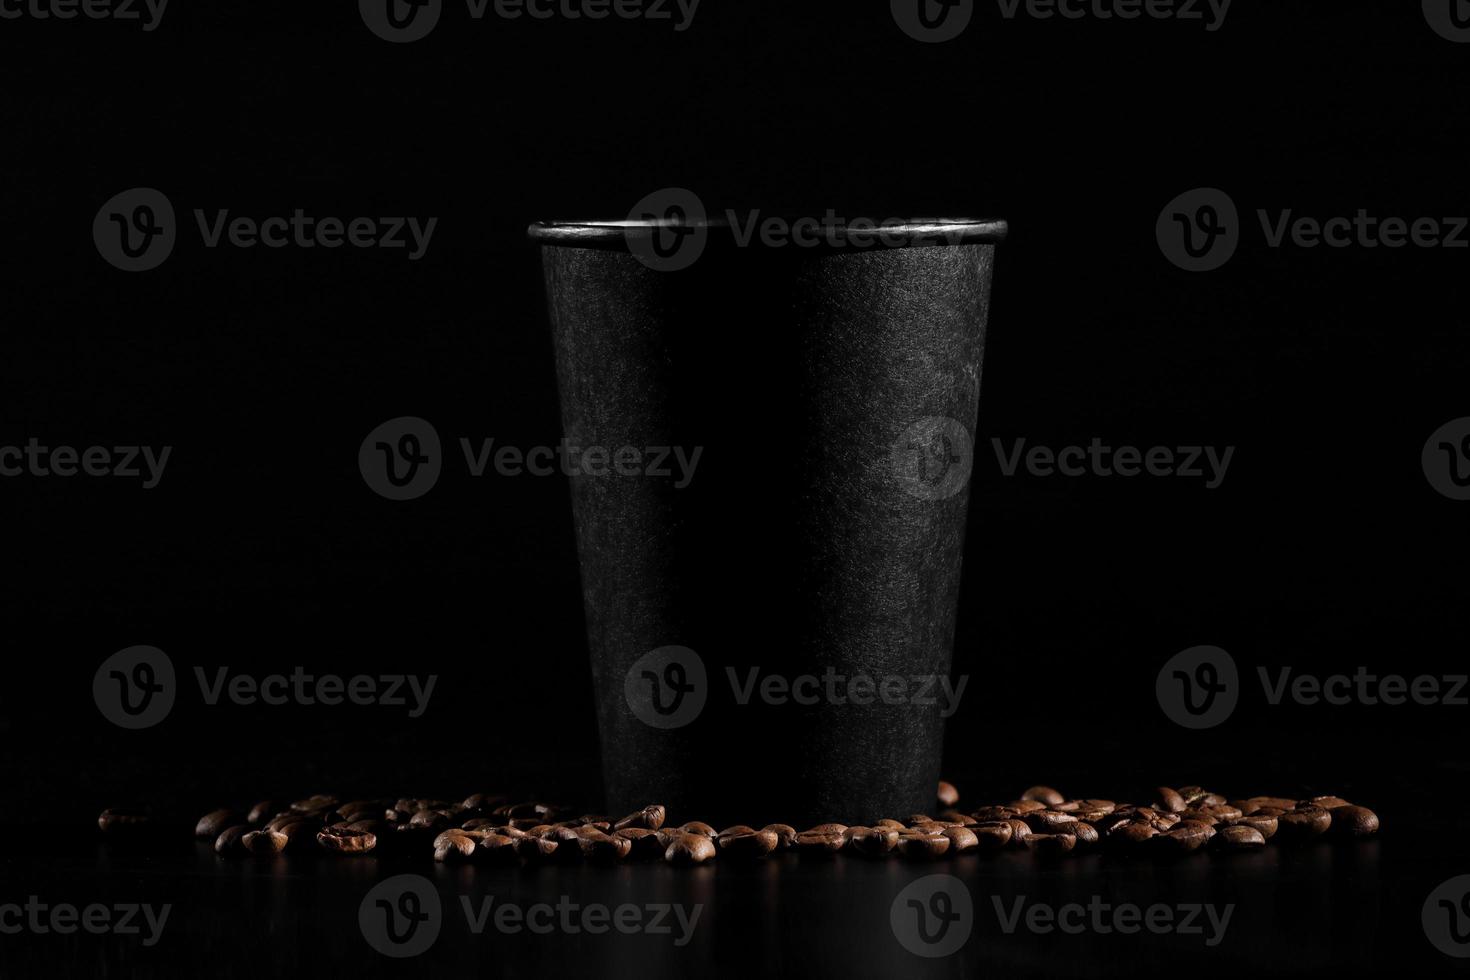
[528, 216, 1008, 248]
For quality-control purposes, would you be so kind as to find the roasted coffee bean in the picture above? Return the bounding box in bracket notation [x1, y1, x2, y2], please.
[214, 825, 250, 856]
[246, 801, 275, 824]
[970, 807, 1015, 823]
[1008, 800, 1047, 814]
[263, 813, 303, 833]
[938, 811, 977, 826]
[1278, 805, 1332, 841]
[1024, 834, 1076, 857]
[941, 827, 979, 854]
[474, 834, 519, 864]
[317, 827, 377, 854]
[614, 805, 666, 832]
[846, 827, 899, 858]
[1154, 787, 1187, 814]
[1201, 804, 1242, 822]
[679, 822, 718, 838]
[1110, 822, 1158, 846]
[409, 809, 453, 832]
[1212, 826, 1266, 851]
[516, 836, 559, 862]
[461, 817, 500, 831]
[972, 822, 1012, 850]
[1005, 819, 1032, 848]
[1177, 809, 1220, 827]
[616, 828, 667, 860]
[794, 831, 846, 855]
[719, 830, 780, 860]
[1236, 814, 1278, 839]
[1149, 825, 1210, 855]
[806, 823, 849, 836]
[1023, 810, 1078, 833]
[462, 793, 506, 811]
[1326, 805, 1379, 839]
[897, 833, 951, 860]
[242, 830, 288, 856]
[876, 818, 909, 830]
[195, 809, 235, 839]
[665, 833, 717, 866]
[762, 824, 797, 850]
[1308, 796, 1353, 811]
[291, 795, 338, 814]
[278, 820, 320, 850]
[1021, 786, 1064, 806]
[1175, 819, 1217, 840]
[434, 832, 476, 863]
[1078, 799, 1116, 814]
[718, 825, 759, 840]
[97, 807, 151, 834]
[1070, 822, 1099, 847]
[580, 833, 633, 862]
[937, 781, 960, 809]
[1049, 800, 1080, 812]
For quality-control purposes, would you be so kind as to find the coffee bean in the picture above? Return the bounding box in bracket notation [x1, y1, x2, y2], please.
[614, 805, 667, 832]
[762, 824, 797, 850]
[937, 781, 960, 809]
[474, 834, 519, 864]
[290, 795, 338, 814]
[615, 828, 667, 860]
[1326, 805, 1379, 839]
[1174, 819, 1217, 841]
[876, 818, 909, 830]
[214, 825, 250, 856]
[1237, 814, 1278, 839]
[462, 793, 506, 811]
[1154, 787, 1186, 813]
[1008, 800, 1047, 814]
[897, 833, 951, 860]
[1278, 805, 1332, 842]
[246, 801, 275, 825]
[969, 807, 1015, 823]
[718, 825, 758, 840]
[971, 822, 1012, 850]
[941, 827, 979, 854]
[317, 827, 377, 854]
[409, 809, 453, 832]
[794, 830, 846, 855]
[97, 807, 151, 835]
[846, 827, 899, 858]
[580, 832, 633, 862]
[1049, 800, 1080, 812]
[1024, 834, 1076, 857]
[1005, 819, 1032, 848]
[278, 820, 320, 850]
[665, 833, 716, 866]
[1023, 810, 1077, 833]
[805, 823, 849, 836]
[679, 822, 718, 838]
[719, 830, 779, 860]
[1070, 822, 1099, 847]
[1150, 824, 1210, 855]
[1021, 786, 1064, 806]
[434, 832, 476, 863]
[193, 809, 235, 839]
[242, 830, 288, 856]
[1212, 825, 1266, 851]
[516, 836, 559, 862]
[1110, 822, 1158, 846]
[1308, 796, 1353, 810]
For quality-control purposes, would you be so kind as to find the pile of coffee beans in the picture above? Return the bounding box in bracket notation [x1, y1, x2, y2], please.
[97, 782, 1378, 866]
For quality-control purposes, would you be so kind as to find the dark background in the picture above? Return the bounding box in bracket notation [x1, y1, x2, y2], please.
[2, 1, 1468, 976]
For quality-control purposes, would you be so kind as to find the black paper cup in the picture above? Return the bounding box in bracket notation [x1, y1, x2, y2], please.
[531, 216, 1005, 827]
